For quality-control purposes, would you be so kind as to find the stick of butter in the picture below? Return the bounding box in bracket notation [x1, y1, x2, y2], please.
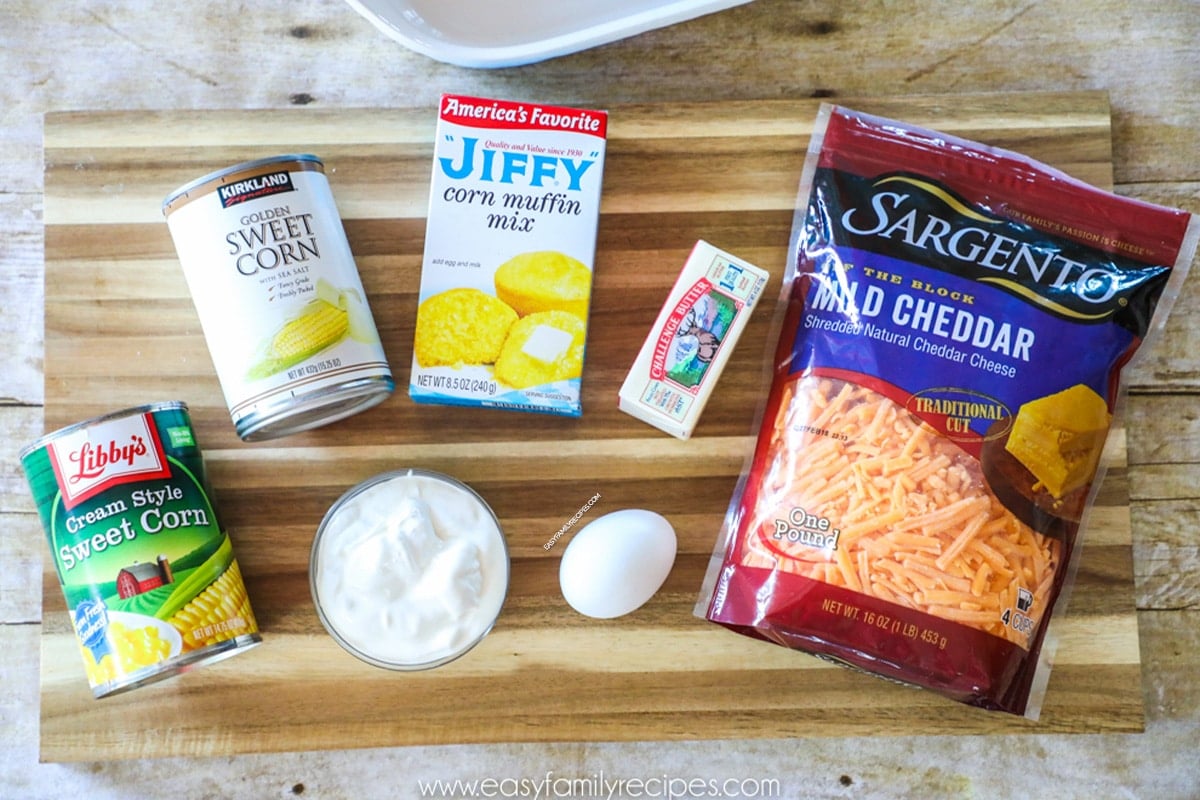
[618, 241, 769, 439]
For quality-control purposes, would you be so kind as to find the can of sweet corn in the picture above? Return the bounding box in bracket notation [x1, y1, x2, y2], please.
[21, 402, 261, 698]
[163, 154, 393, 441]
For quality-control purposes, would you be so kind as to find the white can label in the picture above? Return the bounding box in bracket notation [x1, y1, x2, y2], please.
[166, 163, 391, 426]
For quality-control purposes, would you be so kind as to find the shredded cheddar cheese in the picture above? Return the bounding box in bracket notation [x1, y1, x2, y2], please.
[740, 377, 1059, 648]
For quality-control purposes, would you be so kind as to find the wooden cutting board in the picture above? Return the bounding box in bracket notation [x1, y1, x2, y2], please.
[39, 92, 1142, 762]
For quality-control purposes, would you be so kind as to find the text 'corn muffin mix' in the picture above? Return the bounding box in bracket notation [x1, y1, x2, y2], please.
[410, 94, 608, 417]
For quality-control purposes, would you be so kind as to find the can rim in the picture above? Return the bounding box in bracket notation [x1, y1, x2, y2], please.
[92, 634, 263, 699]
[161, 154, 324, 216]
[19, 401, 189, 461]
[236, 375, 393, 442]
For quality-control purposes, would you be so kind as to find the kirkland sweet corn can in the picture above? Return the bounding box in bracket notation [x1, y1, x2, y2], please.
[163, 154, 393, 441]
[21, 402, 261, 698]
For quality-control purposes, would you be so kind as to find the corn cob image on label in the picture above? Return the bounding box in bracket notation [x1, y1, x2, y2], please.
[21, 402, 261, 698]
[409, 95, 607, 417]
[164, 155, 393, 441]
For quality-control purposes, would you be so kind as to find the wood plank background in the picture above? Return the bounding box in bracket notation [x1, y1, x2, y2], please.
[38, 92, 1143, 762]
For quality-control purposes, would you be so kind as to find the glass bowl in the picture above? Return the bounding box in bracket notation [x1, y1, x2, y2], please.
[309, 468, 509, 670]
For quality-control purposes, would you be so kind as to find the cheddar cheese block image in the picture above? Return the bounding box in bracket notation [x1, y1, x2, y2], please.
[494, 251, 592, 319]
[1004, 383, 1112, 499]
[413, 288, 518, 367]
[494, 310, 586, 389]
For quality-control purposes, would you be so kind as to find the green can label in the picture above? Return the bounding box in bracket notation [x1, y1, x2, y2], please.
[23, 403, 260, 697]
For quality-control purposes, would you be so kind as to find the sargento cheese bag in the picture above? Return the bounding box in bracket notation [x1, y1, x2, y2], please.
[696, 105, 1199, 717]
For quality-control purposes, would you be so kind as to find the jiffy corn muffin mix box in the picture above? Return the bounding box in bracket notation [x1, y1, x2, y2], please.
[410, 94, 608, 416]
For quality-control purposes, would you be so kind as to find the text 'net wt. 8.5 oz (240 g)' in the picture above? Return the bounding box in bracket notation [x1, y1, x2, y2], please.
[696, 104, 1199, 717]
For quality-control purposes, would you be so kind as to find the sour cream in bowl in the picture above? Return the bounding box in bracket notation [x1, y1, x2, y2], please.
[310, 469, 509, 670]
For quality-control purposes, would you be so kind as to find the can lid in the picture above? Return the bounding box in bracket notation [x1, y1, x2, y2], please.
[19, 401, 189, 461]
[161, 154, 324, 216]
[236, 376, 393, 441]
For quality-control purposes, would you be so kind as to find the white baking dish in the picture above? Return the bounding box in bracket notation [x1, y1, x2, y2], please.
[344, 0, 754, 68]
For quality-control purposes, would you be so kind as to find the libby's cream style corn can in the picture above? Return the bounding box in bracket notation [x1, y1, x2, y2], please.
[21, 403, 260, 697]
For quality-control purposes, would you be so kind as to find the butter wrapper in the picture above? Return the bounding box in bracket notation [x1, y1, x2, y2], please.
[409, 94, 608, 417]
[619, 241, 769, 438]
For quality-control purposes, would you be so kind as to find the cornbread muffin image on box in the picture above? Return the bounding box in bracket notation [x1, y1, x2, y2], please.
[495, 310, 586, 389]
[494, 251, 592, 319]
[414, 288, 518, 367]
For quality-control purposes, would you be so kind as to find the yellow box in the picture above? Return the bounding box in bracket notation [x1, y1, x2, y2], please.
[409, 95, 607, 417]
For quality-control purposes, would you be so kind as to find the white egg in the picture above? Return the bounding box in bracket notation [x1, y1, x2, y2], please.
[558, 509, 677, 619]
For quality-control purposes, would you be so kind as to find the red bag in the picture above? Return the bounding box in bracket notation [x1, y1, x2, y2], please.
[696, 105, 1198, 717]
